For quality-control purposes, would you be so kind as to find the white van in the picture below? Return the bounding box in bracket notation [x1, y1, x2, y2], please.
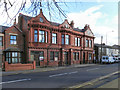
[102, 56, 115, 64]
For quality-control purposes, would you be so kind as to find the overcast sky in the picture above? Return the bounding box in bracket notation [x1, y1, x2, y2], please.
[0, 0, 118, 46]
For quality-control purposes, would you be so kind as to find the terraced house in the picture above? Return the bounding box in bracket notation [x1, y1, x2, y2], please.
[1, 9, 95, 68]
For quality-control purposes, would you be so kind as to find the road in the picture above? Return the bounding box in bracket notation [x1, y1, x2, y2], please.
[2, 63, 119, 88]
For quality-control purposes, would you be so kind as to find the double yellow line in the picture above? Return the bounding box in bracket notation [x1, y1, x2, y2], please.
[68, 71, 120, 88]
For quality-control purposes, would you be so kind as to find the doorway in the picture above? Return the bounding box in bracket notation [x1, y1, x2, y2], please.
[64, 52, 68, 65]
[83, 52, 85, 64]
[31, 51, 40, 67]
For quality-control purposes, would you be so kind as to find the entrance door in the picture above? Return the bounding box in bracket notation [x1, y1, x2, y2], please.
[34, 53, 40, 66]
[83, 52, 85, 64]
[64, 52, 68, 65]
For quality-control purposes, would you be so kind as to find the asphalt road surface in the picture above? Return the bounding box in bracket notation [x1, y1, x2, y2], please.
[2, 63, 119, 88]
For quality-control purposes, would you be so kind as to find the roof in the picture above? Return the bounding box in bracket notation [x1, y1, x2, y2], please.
[94, 43, 120, 49]
[19, 13, 87, 33]
[112, 45, 120, 49]
[94, 43, 111, 48]
[50, 22, 60, 26]
[0, 25, 9, 33]
[4, 48, 22, 52]
[73, 28, 85, 32]
[19, 13, 32, 21]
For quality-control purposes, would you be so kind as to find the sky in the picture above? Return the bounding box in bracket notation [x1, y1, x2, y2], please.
[0, 0, 118, 46]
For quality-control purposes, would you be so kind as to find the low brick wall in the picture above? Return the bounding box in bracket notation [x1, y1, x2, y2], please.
[48, 61, 58, 67]
[73, 60, 80, 64]
[5, 61, 36, 71]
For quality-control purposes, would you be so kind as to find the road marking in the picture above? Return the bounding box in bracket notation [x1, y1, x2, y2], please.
[0, 78, 31, 85]
[49, 73, 68, 77]
[68, 71, 78, 74]
[86, 68, 99, 71]
[49, 71, 78, 77]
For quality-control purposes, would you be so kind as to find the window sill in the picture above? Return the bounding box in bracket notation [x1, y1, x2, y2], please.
[10, 44, 18, 46]
[51, 43, 57, 45]
[32, 42, 48, 44]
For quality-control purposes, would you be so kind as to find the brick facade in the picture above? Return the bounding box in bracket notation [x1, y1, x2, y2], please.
[1, 9, 95, 69]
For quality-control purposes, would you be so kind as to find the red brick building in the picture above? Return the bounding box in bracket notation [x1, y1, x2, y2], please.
[2, 9, 95, 68]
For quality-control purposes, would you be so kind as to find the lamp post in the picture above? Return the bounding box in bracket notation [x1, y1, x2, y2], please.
[106, 30, 114, 45]
[100, 36, 103, 64]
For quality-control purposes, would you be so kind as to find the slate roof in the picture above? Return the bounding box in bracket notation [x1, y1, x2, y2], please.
[50, 22, 60, 26]
[19, 14, 32, 21]
[4, 48, 22, 52]
[73, 28, 84, 32]
[19, 14, 86, 33]
[0, 25, 9, 33]
[49, 22, 85, 33]
[94, 43, 120, 49]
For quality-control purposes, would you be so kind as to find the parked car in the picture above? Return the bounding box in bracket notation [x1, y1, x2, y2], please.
[102, 56, 115, 64]
[118, 57, 120, 62]
[114, 57, 119, 63]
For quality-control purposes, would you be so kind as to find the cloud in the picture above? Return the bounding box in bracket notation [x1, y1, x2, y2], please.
[67, 5, 104, 28]
[112, 15, 118, 25]
[94, 26, 117, 45]
[67, 5, 118, 45]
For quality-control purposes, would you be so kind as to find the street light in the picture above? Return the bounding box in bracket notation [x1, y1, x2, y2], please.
[106, 30, 114, 45]
[100, 36, 103, 64]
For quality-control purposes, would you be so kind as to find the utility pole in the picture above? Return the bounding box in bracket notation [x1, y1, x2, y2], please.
[100, 36, 103, 63]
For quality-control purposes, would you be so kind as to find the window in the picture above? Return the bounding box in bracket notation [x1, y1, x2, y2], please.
[39, 31, 45, 42]
[12, 52, 18, 63]
[62, 35, 64, 44]
[52, 33, 57, 44]
[76, 52, 79, 60]
[78, 38, 80, 46]
[65, 24, 69, 28]
[34, 30, 38, 42]
[6, 52, 11, 63]
[10, 35, 16, 45]
[89, 40, 92, 48]
[6, 52, 21, 64]
[86, 39, 88, 47]
[73, 52, 76, 60]
[0, 36, 3, 46]
[89, 53, 92, 60]
[50, 51, 54, 61]
[75, 37, 77, 46]
[55, 52, 59, 61]
[46, 32, 48, 43]
[75, 37, 80, 46]
[35, 30, 48, 43]
[65, 35, 69, 45]
[19, 53, 21, 62]
[40, 17, 43, 22]
[73, 52, 79, 60]
[39, 51, 44, 61]
[50, 51, 59, 61]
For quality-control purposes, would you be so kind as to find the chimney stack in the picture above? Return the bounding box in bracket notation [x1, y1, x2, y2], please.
[70, 20, 74, 28]
[14, 18, 16, 25]
[84, 24, 89, 30]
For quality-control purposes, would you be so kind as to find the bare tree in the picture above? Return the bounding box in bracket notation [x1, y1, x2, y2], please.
[0, 0, 69, 24]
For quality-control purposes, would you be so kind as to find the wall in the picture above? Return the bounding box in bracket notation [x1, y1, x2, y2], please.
[4, 26, 24, 51]
[4, 61, 36, 71]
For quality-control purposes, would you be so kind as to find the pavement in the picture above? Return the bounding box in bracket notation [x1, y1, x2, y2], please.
[98, 78, 120, 88]
[1, 64, 97, 76]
